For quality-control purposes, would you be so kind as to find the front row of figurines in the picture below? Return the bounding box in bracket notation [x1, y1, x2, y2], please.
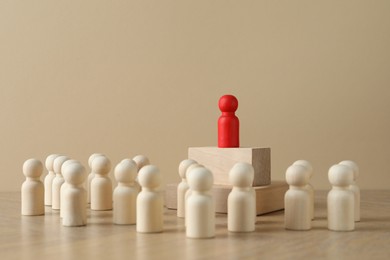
[21, 154, 360, 237]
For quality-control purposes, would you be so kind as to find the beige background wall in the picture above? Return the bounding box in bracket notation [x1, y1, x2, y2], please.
[1, 1, 389, 191]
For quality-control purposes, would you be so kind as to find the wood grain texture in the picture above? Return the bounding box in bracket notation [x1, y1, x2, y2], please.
[188, 147, 271, 186]
[165, 181, 288, 215]
[1, 191, 390, 259]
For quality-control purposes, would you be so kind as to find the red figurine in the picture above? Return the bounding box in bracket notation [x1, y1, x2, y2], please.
[218, 95, 239, 148]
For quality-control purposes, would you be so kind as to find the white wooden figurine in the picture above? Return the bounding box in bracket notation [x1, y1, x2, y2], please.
[60, 159, 78, 218]
[113, 159, 138, 225]
[21, 159, 44, 216]
[90, 155, 112, 211]
[132, 154, 150, 192]
[177, 159, 197, 218]
[62, 162, 87, 227]
[284, 164, 311, 230]
[186, 167, 215, 239]
[87, 153, 104, 204]
[328, 164, 355, 231]
[228, 162, 256, 232]
[293, 160, 314, 220]
[44, 154, 59, 206]
[184, 163, 203, 226]
[51, 155, 69, 210]
[339, 160, 360, 222]
[136, 165, 163, 233]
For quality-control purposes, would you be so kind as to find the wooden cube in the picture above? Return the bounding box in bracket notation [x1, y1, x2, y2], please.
[164, 181, 288, 215]
[188, 147, 271, 186]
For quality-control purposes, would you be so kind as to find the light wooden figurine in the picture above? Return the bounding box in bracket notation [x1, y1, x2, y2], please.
[284, 164, 311, 231]
[52, 155, 69, 210]
[293, 160, 314, 220]
[113, 159, 138, 225]
[132, 154, 150, 192]
[62, 162, 87, 227]
[186, 167, 215, 239]
[21, 159, 44, 216]
[90, 155, 112, 211]
[136, 165, 163, 233]
[228, 162, 256, 232]
[43, 154, 59, 206]
[184, 163, 203, 226]
[339, 160, 360, 222]
[60, 159, 78, 218]
[87, 153, 105, 204]
[177, 159, 197, 218]
[327, 164, 355, 231]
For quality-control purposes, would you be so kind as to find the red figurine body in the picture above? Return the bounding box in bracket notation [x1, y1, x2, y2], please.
[218, 95, 239, 148]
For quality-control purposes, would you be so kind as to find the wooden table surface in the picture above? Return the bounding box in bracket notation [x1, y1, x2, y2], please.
[0, 191, 389, 259]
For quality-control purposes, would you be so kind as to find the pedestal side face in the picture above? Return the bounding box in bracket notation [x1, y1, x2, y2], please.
[188, 147, 271, 186]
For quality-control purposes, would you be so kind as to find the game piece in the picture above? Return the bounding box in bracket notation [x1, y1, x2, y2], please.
[284, 164, 311, 230]
[44, 154, 59, 206]
[132, 155, 150, 192]
[165, 181, 288, 215]
[62, 162, 87, 227]
[60, 159, 78, 218]
[228, 163, 256, 232]
[137, 165, 163, 233]
[339, 160, 360, 222]
[218, 94, 239, 148]
[113, 159, 138, 225]
[21, 159, 44, 216]
[188, 147, 271, 186]
[293, 160, 315, 220]
[52, 155, 70, 210]
[90, 155, 112, 211]
[87, 153, 105, 204]
[328, 164, 355, 231]
[186, 167, 215, 238]
[177, 159, 197, 218]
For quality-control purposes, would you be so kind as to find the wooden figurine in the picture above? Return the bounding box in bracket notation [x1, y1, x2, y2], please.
[293, 160, 314, 220]
[284, 164, 311, 231]
[113, 159, 138, 225]
[90, 155, 112, 211]
[87, 153, 105, 204]
[137, 165, 163, 233]
[186, 167, 215, 239]
[21, 159, 44, 216]
[177, 159, 197, 218]
[218, 94, 239, 148]
[62, 162, 87, 227]
[44, 154, 59, 206]
[51, 155, 70, 211]
[184, 163, 203, 226]
[228, 162, 256, 232]
[132, 154, 150, 192]
[328, 164, 355, 231]
[339, 160, 360, 222]
[60, 159, 78, 218]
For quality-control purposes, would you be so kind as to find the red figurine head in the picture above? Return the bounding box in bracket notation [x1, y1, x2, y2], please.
[219, 95, 238, 113]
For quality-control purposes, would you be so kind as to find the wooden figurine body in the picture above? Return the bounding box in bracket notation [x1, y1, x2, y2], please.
[284, 164, 311, 231]
[44, 154, 59, 206]
[186, 167, 215, 239]
[228, 163, 256, 232]
[218, 95, 239, 148]
[113, 159, 138, 225]
[328, 164, 355, 231]
[21, 159, 44, 216]
[90, 155, 112, 211]
[177, 159, 197, 218]
[293, 160, 314, 220]
[51, 155, 69, 210]
[339, 160, 360, 222]
[62, 162, 87, 227]
[137, 165, 163, 233]
[87, 153, 104, 204]
[184, 163, 203, 226]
